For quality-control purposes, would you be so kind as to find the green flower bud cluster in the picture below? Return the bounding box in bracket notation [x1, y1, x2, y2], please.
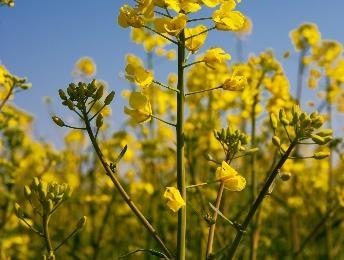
[15, 178, 86, 258]
[271, 105, 332, 145]
[214, 126, 256, 159]
[58, 80, 115, 111]
[17, 178, 72, 217]
[52, 80, 115, 129]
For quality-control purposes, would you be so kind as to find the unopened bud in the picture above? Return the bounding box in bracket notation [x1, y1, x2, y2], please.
[314, 151, 330, 160]
[94, 85, 104, 100]
[96, 113, 104, 128]
[316, 129, 333, 137]
[24, 185, 32, 199]
[246, 148, 259, 154]
[272, 136, 281, 147]
[14, 203, 24, 218]
[311, 134, 325, 144]
[270, 113, 278, 130]
[58, 89, 67, 100]
[280, 172, 291, 181]
[52, 116, 64, 127]
[104, 91, 115, 105]
[76, 216, 87, 230]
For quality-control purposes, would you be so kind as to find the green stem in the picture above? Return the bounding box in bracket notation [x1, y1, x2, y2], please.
[82, 111, 173, 259]
[220, 140, 297, 259]
[43, 214, 54, 256]
[206, 182, 225, 258]
[176, 30, 186, 260]
[185, 86, 222, 96]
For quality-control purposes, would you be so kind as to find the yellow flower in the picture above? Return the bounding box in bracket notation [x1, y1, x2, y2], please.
[165, 14, 188, 36]
[163, 187, 185, 212]
[203, 47, 231, 68]
[124, 91, 152, 123]
[135, 0, 155, 18]
[165, 0, 201, 13]
[223, 70, 247, 91]
[185, 25, 208, 53]
[201, 0, 222, 8]
[75, 57, 96, 77]
[236, 16, 252, 37]
[312, 40, 343, 67]
[215, 161, 246, 191]
[212, 1, 245, 31]
[290, 23, 321, 50]
[125, 63, 154, 89]
[154, 14, 187, 36]
[118, 4, 144, 28]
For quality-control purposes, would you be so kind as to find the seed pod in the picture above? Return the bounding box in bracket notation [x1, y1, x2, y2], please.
[58, 89, 67, 100]
[76, 216, 87, 230]
[311, 134, 325, 144]
[272, 136, 281, 147]
[280, 172, 291, 181]
[96, 113, 104, 128]
[94, 85, 104, 100]
[104, 91, 115, 105]
[52, 116, 64, 127]
[270, 113, 278, 130]
[314, 151, 330, 160]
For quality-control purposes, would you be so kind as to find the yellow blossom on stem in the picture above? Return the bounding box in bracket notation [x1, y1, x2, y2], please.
[118, 4, 144, 28]
[125, 63, 154, 89]
[215, 161, 246, 191]
[164, 14, 188, 36]
[212, 1, 245, 31]
[124, 91, 152, 123]
[290, 23, 321, 50]
[165, 0, 201, 13]
[185, 25, 208, 53]
[203, 47, 231, 68]
[163, 187, 186, 212]
[223, 68, 247, 91]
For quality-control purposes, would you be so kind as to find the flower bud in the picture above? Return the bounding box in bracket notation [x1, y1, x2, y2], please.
[94, 85, 104, 100]
[104, 91, 115, 105]
[14, 203, 24, 218]
[270, 113, 278, 130]
[96, 113, 104, 128]
[52, 116, 64, 127]
[316, 129, 333, 137]
[58, 89, 67, 100]
[272, 136, 281, 147]
[246, 148, 259, 154]
[280, 172, 291, 181]
[311, 134, 325, 144]
[76, 216, 87, 230]
[24, 185, 32, 200]
[279, 109, 289, 125]
[314, 151, 330, 160]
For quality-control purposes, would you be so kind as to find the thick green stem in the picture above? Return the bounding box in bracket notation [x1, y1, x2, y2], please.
[206, 182, 225, 258]
[222, 141, 297, 259]
[176, 30, 186, 260]
[43, 214, 54, 256]
[82, 111, 173, 259]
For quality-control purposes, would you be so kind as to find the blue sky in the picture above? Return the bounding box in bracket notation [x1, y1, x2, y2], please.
[1, 0, 344, 142]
